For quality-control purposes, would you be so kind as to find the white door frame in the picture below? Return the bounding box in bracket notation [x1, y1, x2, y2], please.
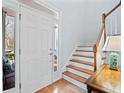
[2, 0, 62, 92]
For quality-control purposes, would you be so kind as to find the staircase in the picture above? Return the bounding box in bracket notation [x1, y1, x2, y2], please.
[62, 45, 95, 90]
[62, 1, 121, 91]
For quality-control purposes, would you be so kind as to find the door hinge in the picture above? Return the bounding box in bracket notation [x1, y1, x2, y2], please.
[19, 14, 21, 20]
[19, 49, 21, 55]
[19, 83, 21, 89]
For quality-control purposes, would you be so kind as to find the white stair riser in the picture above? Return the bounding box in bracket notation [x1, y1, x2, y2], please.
[63, 75, 87, 91]
[70, 62, 94, 71]
[74, 51, 94, 56]
[67, 68, 91, 79]
[76, 47, 93, 51]
[71, 56, 94, 62]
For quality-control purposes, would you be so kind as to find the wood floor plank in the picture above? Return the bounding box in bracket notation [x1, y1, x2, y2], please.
[35, 79, 86, 93]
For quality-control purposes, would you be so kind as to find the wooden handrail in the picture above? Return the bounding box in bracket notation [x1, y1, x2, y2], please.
[94, 1, 121, 71]
[94, 13, 106, 53]
[95, 1, 121, 52]
[95, 26, 104, 49]
[105, 1, 121, 18]
[93, 25, 104, 71]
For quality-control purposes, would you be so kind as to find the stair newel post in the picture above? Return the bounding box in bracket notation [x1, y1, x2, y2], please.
[102, 13, 106, 44]
[93, 44, 97, 71]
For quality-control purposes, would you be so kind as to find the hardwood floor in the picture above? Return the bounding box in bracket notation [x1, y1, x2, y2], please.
[35, 79, 86, 93]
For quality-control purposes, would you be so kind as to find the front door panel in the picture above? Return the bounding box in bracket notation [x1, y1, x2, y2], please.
[20, 6, 54, 93]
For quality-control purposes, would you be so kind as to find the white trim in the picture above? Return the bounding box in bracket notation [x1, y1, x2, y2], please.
[18, 3, 53, 18]
[33, 0, 61, 13]
[58, 10, 63, 80]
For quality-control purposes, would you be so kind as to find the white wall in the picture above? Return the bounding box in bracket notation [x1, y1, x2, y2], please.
[82, 0, 121, 44]
[44, 0, 121, 69]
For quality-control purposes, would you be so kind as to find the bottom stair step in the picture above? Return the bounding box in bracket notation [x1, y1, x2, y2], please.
[63, 72, 87, 91]
[63, 71, 87, 83]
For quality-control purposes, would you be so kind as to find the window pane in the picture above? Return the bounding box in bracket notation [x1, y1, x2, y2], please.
[3, 12, 15, 91]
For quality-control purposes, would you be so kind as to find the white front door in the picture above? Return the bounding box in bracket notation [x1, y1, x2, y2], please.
[20, 5, 54, 93]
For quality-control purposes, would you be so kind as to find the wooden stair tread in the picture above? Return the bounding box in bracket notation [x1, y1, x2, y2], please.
[75, 50, 94, 52]
[78, 45, 93, 47]
[73, 54, 94, 58]
[66, 65, 94, 75]
[70, 59, 94, 66]
[63, 71, 87, 83]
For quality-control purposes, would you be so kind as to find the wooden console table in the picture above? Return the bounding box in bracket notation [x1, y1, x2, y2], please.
[86, 64, 121, 93]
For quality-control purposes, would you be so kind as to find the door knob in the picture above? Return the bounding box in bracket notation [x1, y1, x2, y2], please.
[49, 52, 53, 55]
[49, 48, 52, 51]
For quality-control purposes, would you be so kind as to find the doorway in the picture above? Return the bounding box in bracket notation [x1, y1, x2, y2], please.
[2, 0, 61, 93]
[19, 4, 60, 93]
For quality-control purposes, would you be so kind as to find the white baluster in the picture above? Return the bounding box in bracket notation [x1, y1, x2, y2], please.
[115, 15, 118, 35]
[110, 18, 113, 36]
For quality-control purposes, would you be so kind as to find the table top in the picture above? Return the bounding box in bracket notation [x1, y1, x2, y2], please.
[86, 64, 121, 93]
